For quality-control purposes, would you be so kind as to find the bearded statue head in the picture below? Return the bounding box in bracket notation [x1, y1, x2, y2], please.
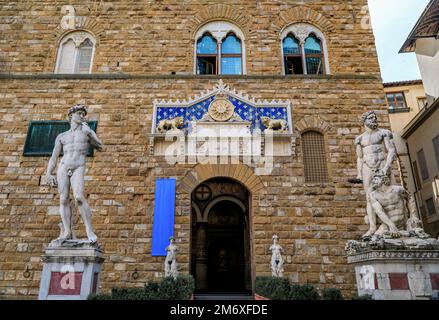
[360, 111, 379, 130]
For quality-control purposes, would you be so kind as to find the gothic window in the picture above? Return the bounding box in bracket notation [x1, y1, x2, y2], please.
[221, 33, 242, 75]
[281, 23, 330, 75]
[304, 34, 324, 75]
[195, 21, 246, 75]
[196, 33, 218, 75]
[283, 35, 303, 75]
[302, 131, 329, 183]
[55, 31, 96, 74]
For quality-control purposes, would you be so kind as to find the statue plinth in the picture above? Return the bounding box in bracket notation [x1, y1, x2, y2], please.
[38, 245, 105, 300]
[346, 237, 439, 300]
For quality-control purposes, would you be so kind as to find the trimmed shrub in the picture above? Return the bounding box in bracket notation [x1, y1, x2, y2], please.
[158, 275, 195, 300]
[321, 288, 344, 300]
[255, 276, 290, 300]
[289, 284, 321, 300]
[87, 275, 194, 300]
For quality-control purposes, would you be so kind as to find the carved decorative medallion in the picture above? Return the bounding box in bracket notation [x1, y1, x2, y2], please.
[208, 98, 235, 122]
[193, 184, 212, 201]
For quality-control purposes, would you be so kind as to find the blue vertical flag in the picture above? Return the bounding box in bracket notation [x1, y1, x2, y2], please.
[151, 178, 176, 256]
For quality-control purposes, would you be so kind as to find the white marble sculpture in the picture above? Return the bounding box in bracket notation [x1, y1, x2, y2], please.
[164, 237, 178, 278]
[368, 172, 412, 237]
[46, 104, 103, 246]
[354, 111, 397, 238]
[346, 111, 439, 253]
[269, 235, 284, 277]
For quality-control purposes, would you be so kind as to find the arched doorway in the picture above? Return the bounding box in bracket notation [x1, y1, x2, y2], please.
[190, 178, 251, 293]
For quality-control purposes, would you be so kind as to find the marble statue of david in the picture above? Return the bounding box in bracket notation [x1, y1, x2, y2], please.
[46, 104, 103, 245]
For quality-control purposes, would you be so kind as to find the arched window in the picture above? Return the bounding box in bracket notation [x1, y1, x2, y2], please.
[283, 34, 303, 75]
[221, 33, 242, 75]
[281, 23, 329, 75]
[195, 21, 246, 75]
[197, 33, 218, 75]
[304, 34, 324, 75]
[302, 131, 329, 183]
[55, 31, 96, 74]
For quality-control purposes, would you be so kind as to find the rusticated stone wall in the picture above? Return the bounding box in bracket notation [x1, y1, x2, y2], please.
[0, 1, 378, 75]
[0, 0, 391, 299]
[0, 76, 391, 298]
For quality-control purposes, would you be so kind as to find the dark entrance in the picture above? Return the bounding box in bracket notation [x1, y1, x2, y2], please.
[190, 178, 251, 293]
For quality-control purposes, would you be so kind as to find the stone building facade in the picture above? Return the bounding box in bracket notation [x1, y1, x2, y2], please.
[0, 1, 391, 298]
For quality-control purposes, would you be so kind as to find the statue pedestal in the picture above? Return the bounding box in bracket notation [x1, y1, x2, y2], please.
[347, 238, 439, 300]
[38, 245, 104, 300]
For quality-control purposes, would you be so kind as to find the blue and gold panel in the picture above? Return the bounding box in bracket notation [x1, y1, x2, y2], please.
[228, 97, 256, 121]
[187, 96, 214, 121]
[154, 92, 291, 133]
[156, 106, 187, 122]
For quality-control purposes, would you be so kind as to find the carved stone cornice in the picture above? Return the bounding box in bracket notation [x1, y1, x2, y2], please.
[347, 250, 439, 264]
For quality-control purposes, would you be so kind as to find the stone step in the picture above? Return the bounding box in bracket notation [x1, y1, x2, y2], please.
[194, 293, 254, 300]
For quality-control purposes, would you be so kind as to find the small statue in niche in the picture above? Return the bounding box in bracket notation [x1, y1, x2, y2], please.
[164, 237, 178, 279]
[269, 235, 284, 277]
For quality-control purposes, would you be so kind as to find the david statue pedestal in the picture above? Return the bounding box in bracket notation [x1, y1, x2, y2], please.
[38, 104, 105, 300]
[346, 111, 439, 300]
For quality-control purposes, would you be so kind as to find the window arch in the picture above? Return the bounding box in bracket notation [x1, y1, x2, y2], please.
[195, 21, 246, 75]
[55, 31, 96, 74]
[281, 23, 329, 75]
[283, 34, 303, 74]
[302, 131, 329, 183]
[197, 33, 218, 74]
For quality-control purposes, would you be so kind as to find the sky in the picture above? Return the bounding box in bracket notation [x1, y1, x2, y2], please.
[368, 0, 430, 82]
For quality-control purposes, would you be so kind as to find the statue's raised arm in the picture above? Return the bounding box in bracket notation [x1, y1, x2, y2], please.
[81, 121, 103, 151]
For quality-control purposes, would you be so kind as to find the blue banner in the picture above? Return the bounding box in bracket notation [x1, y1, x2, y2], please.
[151, 178, 176, 256]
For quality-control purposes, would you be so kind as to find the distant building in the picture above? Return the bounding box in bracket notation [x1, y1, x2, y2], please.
[400, 0, 439, 237]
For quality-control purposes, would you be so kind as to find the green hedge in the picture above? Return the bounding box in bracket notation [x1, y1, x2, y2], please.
[256, 276, 346, 300]
[255, 276, 290, 300]
[321, 288, 344, 300]
[88, 275, 194, 300]
[289, 284, 321, 300]
[158, 276, 195, 300]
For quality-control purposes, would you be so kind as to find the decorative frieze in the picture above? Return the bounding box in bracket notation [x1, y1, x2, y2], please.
[348, 250, 439, 264]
